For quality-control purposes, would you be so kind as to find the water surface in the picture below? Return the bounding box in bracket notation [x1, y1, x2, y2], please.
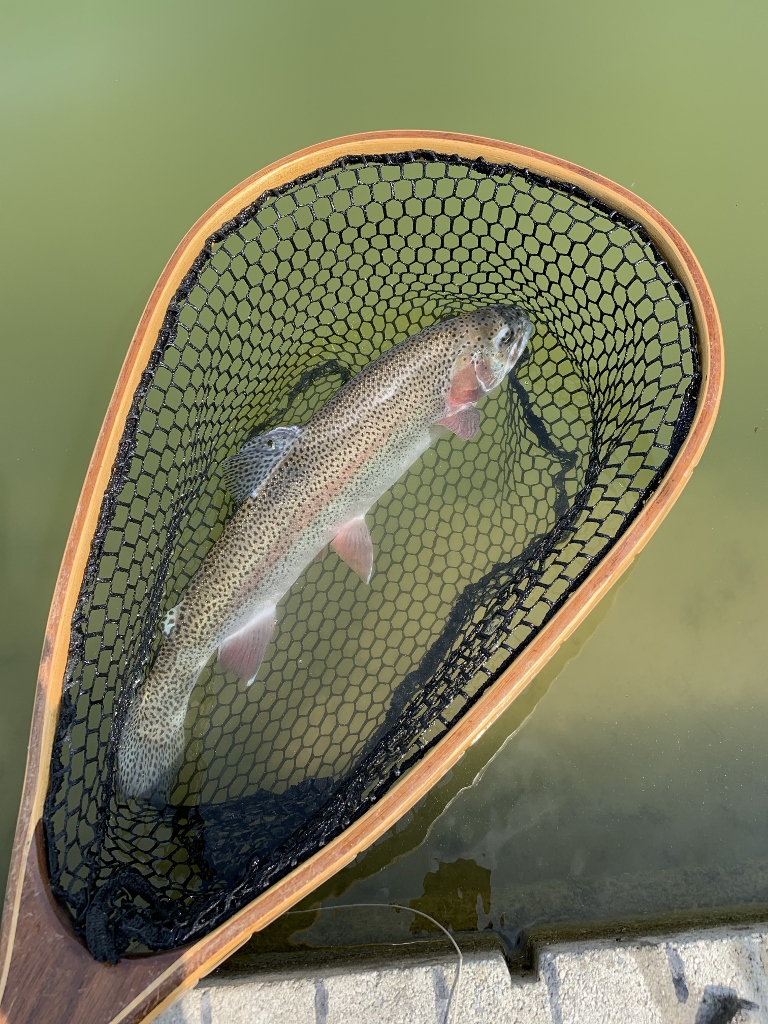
[1, 0, 767, 950]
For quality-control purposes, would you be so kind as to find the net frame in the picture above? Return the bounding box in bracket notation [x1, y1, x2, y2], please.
[0, 133, 723, 1024]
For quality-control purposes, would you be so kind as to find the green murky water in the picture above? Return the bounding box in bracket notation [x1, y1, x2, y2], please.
[2, 0, 767, 955]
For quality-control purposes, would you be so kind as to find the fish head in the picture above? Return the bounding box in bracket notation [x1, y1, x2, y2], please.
[446, 305, 533, 407]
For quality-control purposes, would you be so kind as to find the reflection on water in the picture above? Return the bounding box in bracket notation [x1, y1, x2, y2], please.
[409, 859, 491, 935]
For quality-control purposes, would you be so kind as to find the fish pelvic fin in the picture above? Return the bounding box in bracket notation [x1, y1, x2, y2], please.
[222, 426, 302, 506]
[439, 407, 480, 440]
[217, 607, 276, 683]
[331, 516, 373, 584]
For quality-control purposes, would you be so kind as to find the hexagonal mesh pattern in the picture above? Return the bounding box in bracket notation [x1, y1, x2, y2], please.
[43, 151, 699, 961]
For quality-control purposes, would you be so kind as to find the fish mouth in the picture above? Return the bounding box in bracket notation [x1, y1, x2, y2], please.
[486, 304, 534, 372]
[503, 317, 533, 373]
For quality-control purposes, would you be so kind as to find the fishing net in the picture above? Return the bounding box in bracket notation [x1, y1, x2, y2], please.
[43, 150, 699, 961]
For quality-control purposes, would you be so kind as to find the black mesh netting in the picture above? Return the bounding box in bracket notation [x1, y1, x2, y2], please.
[43, 151, 699, 961]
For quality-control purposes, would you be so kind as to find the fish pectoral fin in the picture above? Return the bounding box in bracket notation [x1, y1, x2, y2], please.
[222, 425, 302, 506]
[217, 608, 276, 683]
[331, 517, 373, 584]
[439, 407, 480, 440]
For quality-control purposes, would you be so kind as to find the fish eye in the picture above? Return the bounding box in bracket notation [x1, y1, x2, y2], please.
[491, 325, 512, 348]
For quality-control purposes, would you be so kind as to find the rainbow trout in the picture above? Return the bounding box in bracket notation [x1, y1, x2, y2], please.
[118, 305, 533, 801]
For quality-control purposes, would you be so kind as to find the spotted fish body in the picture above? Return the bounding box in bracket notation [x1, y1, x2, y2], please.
[118, 305, 533, 801]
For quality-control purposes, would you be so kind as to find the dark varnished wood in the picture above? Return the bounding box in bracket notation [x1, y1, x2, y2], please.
[0, 826, 182, 1024]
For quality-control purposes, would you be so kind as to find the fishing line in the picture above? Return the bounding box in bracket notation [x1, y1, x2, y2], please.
[286, 902, 463, 1024]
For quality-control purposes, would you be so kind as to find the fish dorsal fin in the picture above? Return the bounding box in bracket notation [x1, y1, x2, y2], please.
[222, 425, 302, 505]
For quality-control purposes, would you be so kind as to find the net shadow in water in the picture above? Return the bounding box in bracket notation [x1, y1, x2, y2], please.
[43, 151, 698, 961]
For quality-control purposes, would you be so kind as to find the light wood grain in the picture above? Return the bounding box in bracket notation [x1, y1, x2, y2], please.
[0, 131, 723, 1024]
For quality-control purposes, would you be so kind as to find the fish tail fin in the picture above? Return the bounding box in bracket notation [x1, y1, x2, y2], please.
[117, 663, 197, 805]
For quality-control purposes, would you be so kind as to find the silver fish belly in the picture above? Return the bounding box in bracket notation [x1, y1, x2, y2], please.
[117, 304, 533, 801]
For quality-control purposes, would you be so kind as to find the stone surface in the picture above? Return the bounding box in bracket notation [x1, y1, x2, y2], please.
[158, 924, 768, 1023]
